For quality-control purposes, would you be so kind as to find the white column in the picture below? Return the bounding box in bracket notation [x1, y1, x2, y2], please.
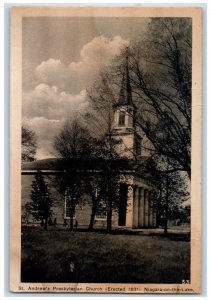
[138, 187, 145, 227]
[126, 185, 133, 228]
[153, 192, 157, 228]
[144, 189, 149, 228]
[149, 190, 154, 227]
[132, 185, 139, 228]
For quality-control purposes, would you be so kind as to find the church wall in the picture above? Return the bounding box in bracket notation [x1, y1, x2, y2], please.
[75, 200, 92, 228]
[21, 173, 121, 229]
[21, 174, 65, 225]
[22, 174, 97, 227]
[113, 133, 134, 159]
[21, 171, 157, 230]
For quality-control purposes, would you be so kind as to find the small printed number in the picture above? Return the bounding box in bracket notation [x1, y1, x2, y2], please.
[182, 279, 190, 284]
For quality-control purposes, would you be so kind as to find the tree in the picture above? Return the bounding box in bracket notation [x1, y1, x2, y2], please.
[96, 137, 121, 231]
[148, 156, 190, 234]
[27, 170, 53, 230]
[96, 18, 191, 178]
[53, 118, 96, 231]
[22, 126, 37, 162]
[87, 24, 192, 231]
[84, 175, 104, 230]
[129, 18, 192, 178]
[54, 119, 94, 159]
[86, 86, 124, 231]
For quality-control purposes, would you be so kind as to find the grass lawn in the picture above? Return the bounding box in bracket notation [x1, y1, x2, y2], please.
[21, 227, 190, 284]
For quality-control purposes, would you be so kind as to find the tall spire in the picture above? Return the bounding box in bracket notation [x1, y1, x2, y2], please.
[118, 47, 133, 106]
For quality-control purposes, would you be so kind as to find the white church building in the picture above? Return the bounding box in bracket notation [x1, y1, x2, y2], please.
[21, 59, 158, 230]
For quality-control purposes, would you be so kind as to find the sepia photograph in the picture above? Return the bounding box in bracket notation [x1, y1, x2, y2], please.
[10, 6, 202, 293]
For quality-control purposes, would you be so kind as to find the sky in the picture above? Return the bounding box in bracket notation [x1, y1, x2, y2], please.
[22, 17, 149, 159]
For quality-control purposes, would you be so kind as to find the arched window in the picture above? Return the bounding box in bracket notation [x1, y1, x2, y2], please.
[119, 111, 125, 126]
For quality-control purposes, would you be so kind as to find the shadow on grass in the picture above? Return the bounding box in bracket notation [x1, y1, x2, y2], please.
[22, 226, 190, 241]
[76, 228, 190, 242]
[21, 227, 190, 284]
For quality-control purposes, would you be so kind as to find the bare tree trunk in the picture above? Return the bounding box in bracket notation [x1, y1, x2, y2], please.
[69, 185, 75, 231]
[107, 203, 112, 231]
[70, 208, 74, 231]
[164, 212, 168, 235]
[164, 173, 169, 235]
[44, 218, 48, 230]
[89, 204, 97, 230]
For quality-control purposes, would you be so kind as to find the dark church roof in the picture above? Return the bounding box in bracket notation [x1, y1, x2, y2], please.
[22, 157, 157, 184]
[22, 157, 147, 171]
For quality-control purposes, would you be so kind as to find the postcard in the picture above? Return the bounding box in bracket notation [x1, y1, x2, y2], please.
[10, 6, 202, 294]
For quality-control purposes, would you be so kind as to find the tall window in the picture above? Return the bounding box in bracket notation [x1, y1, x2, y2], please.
[64, 189, 75, 219]
[119, 111, 125, 126]
[95, 201, 107, 220]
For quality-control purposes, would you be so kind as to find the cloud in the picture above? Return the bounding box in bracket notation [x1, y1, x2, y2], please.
[80, 35, 128, 64]
[35, 59, 65, 83]
[23, 35, 129, 159]
[23, 84, 88, 120]
[22, 85, 89, 158]
[23, 117, 63, 159]
[35, 35, 129, 93]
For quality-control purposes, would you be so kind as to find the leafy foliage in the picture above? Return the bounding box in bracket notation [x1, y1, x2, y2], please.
[149, 156, 190, 233]
[22, 126, 37, 162]
[54, 119, 95, 160]
[27, 171, 53, 229]
[53, 119, 96, 230]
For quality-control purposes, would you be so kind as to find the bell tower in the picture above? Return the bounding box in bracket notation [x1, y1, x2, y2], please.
[112, 50, 142, 159]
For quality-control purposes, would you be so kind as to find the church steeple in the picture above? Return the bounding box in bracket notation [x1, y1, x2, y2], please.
[118, 50, 133, 106]
[113, 48, 136, 130]
[112, 48, 142, 159]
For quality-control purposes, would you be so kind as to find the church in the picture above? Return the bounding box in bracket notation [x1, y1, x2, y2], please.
[21, 59, 159, 230]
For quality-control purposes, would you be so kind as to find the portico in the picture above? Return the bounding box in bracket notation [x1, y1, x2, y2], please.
[132, 185, 157, 229]
[116, 179, 157, 229]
